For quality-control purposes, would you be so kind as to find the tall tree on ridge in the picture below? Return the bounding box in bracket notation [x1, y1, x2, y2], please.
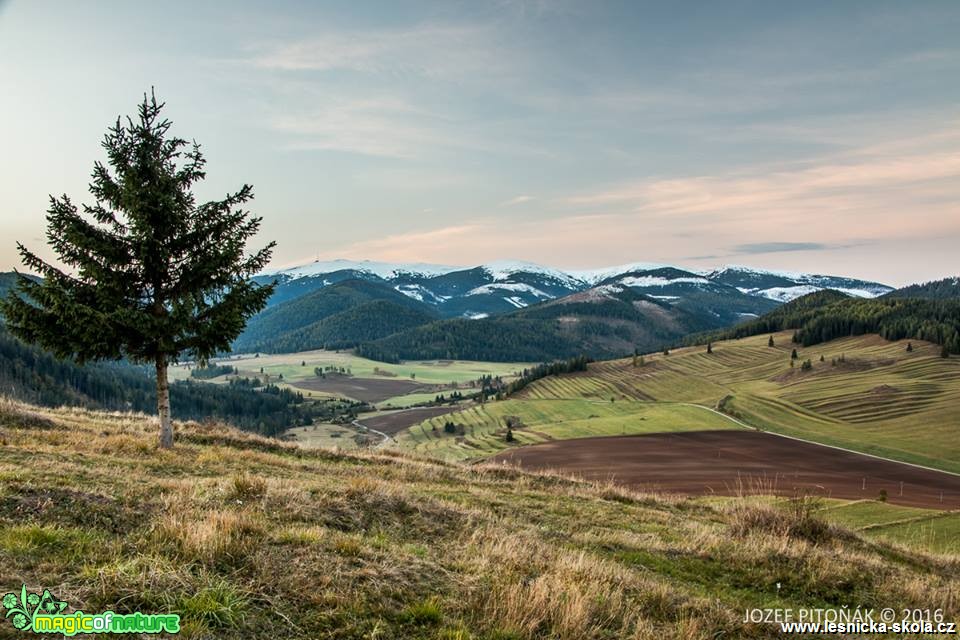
[1, 91, 275, 448]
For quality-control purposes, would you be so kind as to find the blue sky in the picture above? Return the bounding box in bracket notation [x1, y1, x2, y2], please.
[1, 0, 958, 285]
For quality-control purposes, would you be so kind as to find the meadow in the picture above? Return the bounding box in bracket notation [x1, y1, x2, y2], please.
[0, 398, 957, 638]
[171, 351, 527, 402]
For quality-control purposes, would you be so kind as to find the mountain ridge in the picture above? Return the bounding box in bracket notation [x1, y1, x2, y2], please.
[260, 258, 894, 320]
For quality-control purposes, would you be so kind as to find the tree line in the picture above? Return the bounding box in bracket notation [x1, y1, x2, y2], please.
[693, 291, 960, 354]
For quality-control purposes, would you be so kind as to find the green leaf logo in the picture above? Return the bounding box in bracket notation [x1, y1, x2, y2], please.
[1, 584, 67, 632]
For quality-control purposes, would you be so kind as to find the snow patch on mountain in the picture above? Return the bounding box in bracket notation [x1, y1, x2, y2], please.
[742, 285, 819, 302]
[503, 296, 529, 309]
[466, 282, 552, 298]
[267, 259, 460, 280]
[569, 262, 674, 284]
[393, 284, 448, 304]
[481, 260, 584, 288]
[833, 287, 883, 298]
[619, 276, 711, 288]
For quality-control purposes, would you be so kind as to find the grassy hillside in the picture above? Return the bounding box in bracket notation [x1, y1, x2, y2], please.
[1, 398, 958, 639]
[511, 331, 960, 473]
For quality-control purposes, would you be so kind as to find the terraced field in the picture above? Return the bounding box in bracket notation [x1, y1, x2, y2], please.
[517, 332, 960, 473]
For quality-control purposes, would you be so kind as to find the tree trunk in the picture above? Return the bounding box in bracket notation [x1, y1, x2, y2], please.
[156, 355, 174, 448]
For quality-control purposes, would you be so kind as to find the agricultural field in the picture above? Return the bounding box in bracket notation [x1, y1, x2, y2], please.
[395, 399, 736, 461]
[488, 430, 960, 509]
[283, 422, 371, 450]
[170, 350, 528, 403]
[508, 332, 960, 473]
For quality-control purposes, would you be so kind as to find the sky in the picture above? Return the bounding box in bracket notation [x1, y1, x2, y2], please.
[1, 1, 958, 286]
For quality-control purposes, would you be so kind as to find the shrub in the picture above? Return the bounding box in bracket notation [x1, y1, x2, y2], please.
[729, 495, 831, 544]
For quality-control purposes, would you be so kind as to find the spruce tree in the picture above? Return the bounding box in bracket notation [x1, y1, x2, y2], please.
[0, 92, 274, 448]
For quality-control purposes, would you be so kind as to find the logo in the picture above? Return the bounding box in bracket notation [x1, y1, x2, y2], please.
[2, 585, 179, 636]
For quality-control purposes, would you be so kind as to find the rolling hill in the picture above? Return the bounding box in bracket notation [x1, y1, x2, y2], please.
[702, 290, 960, 354]
[357, 285, 718, 362]
[503, 331, 960, 473]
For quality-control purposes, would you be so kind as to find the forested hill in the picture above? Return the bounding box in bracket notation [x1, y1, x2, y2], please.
[696, 290, 960, 354]
[247, 300, 436, 353]
[357, 286, 720, 362]
[233, 279, 437, 353]
[884, 276, 960, 300]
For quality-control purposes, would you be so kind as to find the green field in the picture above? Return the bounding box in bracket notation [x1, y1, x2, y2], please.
[379, 391, 449, 408]
[504, 332, 960, 473]
[700, 495, 960, 555]
[395, 399, 737, 461]
[171, 350, 527, 387]
[283, 422, 371, 450]
[817, 500, 960, 554]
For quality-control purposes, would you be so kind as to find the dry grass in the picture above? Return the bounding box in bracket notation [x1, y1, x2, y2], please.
[0, 397, 957, 639]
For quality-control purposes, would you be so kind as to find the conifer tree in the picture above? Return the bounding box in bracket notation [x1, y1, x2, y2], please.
[0, 92, 274, 448]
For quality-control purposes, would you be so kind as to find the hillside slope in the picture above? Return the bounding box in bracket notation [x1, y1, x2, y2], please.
[515, 331, 960, 473]
[884, 276, 960, 300]
[701, 291, 960, 355]
[0, 399, 957, 639]
[234, 279, 437, 354]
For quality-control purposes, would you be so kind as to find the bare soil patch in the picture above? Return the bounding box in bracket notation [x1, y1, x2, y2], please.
[356, 406, 462, 436]
[489, 430, 960, 510]
[293, 376, 424, 403]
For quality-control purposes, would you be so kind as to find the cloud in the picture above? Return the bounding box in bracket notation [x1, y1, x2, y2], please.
[500, 195, 535, 206]
[314, 124, 960, 285]
[271, 97, 440, 158]
[251, 23, 514, 80]
[733, 242, 828, 254]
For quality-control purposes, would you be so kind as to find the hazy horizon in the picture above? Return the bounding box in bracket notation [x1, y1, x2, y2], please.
[1, 0, 958, 287]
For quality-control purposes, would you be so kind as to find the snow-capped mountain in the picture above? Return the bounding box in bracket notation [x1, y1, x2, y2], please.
[259, 258, 892, 319]
[705, 266, 894, 302]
